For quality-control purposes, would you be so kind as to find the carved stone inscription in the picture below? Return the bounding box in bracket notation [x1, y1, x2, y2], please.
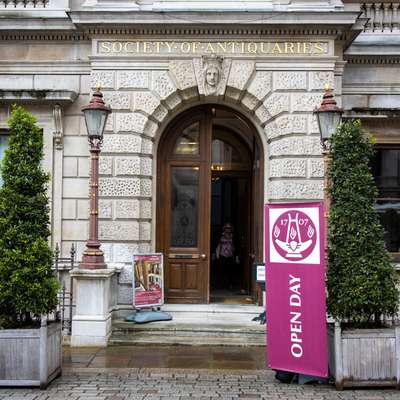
[98, 40, 329, 56]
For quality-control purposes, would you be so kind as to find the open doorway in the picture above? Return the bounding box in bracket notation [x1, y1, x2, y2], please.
[209, 125, 253, 304]
[157, 105, 263, 304]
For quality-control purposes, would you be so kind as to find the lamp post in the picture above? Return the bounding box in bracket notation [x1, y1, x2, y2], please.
[314, 85, 343, 253]
[80, 87, 111, 269]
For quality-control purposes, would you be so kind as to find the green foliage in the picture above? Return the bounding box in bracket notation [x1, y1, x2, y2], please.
[327, 120, 399, 326]
[0, 106, 58, 328]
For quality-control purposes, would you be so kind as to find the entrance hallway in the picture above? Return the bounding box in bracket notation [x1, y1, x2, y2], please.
[110, 304, 265, 346]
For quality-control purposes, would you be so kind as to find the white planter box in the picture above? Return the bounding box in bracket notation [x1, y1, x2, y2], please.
[0, 320, 62, 388]
[328, 322, 400, 389]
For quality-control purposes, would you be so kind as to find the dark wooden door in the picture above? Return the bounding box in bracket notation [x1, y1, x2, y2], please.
[157, 109, 212, 303]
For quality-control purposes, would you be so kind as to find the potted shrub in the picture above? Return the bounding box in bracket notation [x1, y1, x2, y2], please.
[327, 120, 400, 389]
[0, 106, 61, 388]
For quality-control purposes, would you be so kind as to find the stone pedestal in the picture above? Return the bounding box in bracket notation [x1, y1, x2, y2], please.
[70, 268, 116, 347]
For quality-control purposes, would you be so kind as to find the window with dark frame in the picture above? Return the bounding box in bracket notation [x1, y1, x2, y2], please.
[371, 145, 400, 258]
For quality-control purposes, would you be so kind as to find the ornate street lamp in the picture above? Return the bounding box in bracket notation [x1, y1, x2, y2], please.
[80, 87, 112, 269]
[314, 85, 343, 149]
[314, 85, 343, 254]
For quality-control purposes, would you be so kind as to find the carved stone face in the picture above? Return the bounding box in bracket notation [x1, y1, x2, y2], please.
[205, 65, 219, 87]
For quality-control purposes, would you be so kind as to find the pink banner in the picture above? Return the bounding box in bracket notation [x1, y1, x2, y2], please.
[265, 202, 327, 377]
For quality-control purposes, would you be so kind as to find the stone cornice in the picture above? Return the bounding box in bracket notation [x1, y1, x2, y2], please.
[0, 90, 78, 105]
[345, 56, 400, 64]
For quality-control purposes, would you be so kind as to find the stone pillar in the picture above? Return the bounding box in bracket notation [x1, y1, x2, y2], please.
[70, 267, 116, 347]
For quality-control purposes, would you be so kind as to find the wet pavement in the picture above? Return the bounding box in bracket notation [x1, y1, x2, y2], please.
[0, 346, 399, 399]
[63, 345, 267, 370]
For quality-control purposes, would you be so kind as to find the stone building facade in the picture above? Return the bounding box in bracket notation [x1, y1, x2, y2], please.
[0, 0, 399, 345]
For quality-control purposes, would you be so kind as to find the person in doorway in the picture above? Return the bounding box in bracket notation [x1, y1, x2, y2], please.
[215, 223, 239, 290]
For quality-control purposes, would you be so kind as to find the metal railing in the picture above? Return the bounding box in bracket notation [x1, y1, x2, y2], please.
[53, 243, 76, 336]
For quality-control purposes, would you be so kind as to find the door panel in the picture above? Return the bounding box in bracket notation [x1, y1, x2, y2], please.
[159, 110, 211, 303]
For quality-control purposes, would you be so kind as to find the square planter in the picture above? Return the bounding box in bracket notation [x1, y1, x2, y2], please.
[328, 322, 400, 389]
[0, 318, 62, 389]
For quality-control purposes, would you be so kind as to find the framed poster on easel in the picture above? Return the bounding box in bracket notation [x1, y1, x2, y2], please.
[132, 253, 164, 309]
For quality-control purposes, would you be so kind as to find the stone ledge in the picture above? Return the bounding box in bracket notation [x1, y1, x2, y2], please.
[0, 90, 78, 105]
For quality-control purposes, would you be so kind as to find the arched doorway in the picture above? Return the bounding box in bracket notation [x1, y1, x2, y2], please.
[156, 105, 264, 304]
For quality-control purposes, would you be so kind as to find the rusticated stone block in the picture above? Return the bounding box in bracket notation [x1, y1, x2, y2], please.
[310, 71, 334, 90]
[241, 93, 259, 112]
[227, 60, 254, 90]
[264, 93, 290, 118]
[139, 242, 152, 253]
[115, 156, 141, 176]
[140, 157, 152, 176]
[91, 71, 115, 89]
[99, 220, 140, 241]
[269, 136, 321, 157]
[152, 71, 176, 100]
[140, 178, 152, 197]
[99, 178, 141, 197]
[140, 221, 152, 241]
[274, 71, 307, 90]
[254, 105, 271, 125]
[268, 180, 324, 200]
[269, 159, 307, 178]
[99, 199, 113, 219]
[116, 199, 140, 219]
[247, 71, 272, 101]
[134, 91, 165, 118]
[99, 156, 113, 176]
[102, 134, 142, 154]
[118, 284, 134, 304]
[292, 93, 322, 112]
[114, 243, 140, 263]
[144, 120, 158, 138]
[264, 115, 308, 140]
[103, 91, 131, 110]
[118, 265, 133, 284]
[141, 138, 153, 154]
[309, 158, 324, 178]
[169, 60, 197, 90]
[117, 70, 149, 89]
[116, 112, 148, 134]
[140, 199, 152, 219]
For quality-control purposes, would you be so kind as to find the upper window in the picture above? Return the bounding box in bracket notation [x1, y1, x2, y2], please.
[173, 122, 200, 155]
[0, 135, 9, 188]
[371, 146, 400, 255]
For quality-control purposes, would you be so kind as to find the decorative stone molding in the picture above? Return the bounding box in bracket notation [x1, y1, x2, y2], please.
[192, 55, 230, 97]
[52, 104, 63, 150]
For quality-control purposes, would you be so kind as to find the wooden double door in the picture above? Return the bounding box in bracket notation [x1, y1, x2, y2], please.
[157, 106, 259, 304]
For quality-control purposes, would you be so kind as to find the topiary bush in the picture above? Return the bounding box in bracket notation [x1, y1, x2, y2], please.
[327, 120, 399, 327]
[0, 106, 59, 329]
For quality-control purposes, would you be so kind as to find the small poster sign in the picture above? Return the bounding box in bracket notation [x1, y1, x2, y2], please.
[265, 202, 327, 377]
[133, 253, 164, 308]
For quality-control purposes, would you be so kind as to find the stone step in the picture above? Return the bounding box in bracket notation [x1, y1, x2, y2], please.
[109, 335, 265, 347]
[112, 321, 265, 334]
[109, 303, 266, 346]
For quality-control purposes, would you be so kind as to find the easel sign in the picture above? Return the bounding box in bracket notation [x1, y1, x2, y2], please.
[132, 253, 164, 308]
